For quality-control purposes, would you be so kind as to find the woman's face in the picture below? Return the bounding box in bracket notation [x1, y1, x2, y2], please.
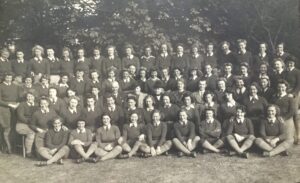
[108, 70, 115, 78]
[152, 112, 161, 122]
[260, 78, 269, 88]
[205, 94, 213, 103]
[126, 48, 132, 55]
[236, 109, 245, 119]
[184, 96, 192, 106]
[278, 83, 287, 94]
[106, 97, 115, 106]
[259, 64, 268, 73]
[34, 49, 42, 57]
[179, 111, 187, 121]
[128, 99, 136, 108]
[249, 85, 258, 96]
[267, 106, 277, 118]
[163, 96, 170, 105]
[63, 50, 69, 57]
[130, 113, 138, 123]
[25, 78, 32, 86]
[40, 100, 49, 110]
[61, 76, 68, 83]
[102, 115, 111, 126]
[206, 110, 214, 119]
[77, 121, 85, 130]
[77, 49, 84, 57]
[69, 99, 78, 108]
[146, 97, 153, 107]
[108, 47, 114, 56]
[177, 81, 184, 90]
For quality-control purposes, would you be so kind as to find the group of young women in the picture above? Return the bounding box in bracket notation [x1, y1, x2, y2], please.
[0, 39, 299, 166]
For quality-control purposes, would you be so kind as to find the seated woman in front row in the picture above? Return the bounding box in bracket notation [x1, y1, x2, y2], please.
[93, 113, 122, 162]
[172, 109, 200, 157]
[198, 108, 224, 154]
[118, 112, 146, 158]
[140, 110, 172, 157]
[36, 117, 70, 166]
[226, 105, 255, 158]
[255, 104, 293, 157]
[68, 120, 97, 163]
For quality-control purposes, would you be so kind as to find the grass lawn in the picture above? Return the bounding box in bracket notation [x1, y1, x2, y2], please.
[0, 146, 300, 183]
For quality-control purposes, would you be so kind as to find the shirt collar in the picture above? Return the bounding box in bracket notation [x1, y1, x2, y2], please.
[17, 59, 24, 63]
[236, 117, 244, 123]
[54, 127, 62, 132]
[87, 106, 94, 112]
[3, 82, 11, 86]
[206, 119, 214, 123]
[78, 58, 85, 62]
[267, 117, 276, 123]
[77, 128, 86, 133]
[104, 124, 111, 130]
[41, 108, 49, 114]
[154, 121, 160, 127]
[127, 55, 134, 59]
[180, 120, 188, 126]
[129, 122, 138, 128]
[69, 108, 77, 114]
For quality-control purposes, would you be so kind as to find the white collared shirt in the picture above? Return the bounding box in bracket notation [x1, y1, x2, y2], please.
[69, 108, 77, 114]
[104, 124, 111, 131]
[77, 128, 86, 134]
[129, 122, 137, 128]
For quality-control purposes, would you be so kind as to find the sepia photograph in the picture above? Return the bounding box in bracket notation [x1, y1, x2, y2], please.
[0, 0, 299, 182]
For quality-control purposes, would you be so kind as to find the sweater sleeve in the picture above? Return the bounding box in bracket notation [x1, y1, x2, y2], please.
[157, 123, 167, 147]
[146, 124, 154, 147]
[29, 112, 39, 131]
[68, 131, 75, 145]
[96, 129, 105, 149]
[278, 121, 286, 141]
[198, 121, 208, 139]
[84, 129, 93, 147]
[122, 125, 128, 142]
[174, 123, 185, 143]
[57, 131, 69, 149]
[207, 120, 222, 138]
[259, 120, 267, 139]
[16, 103, 28, 123]
[226, 120, 234, 136]
[45, 131, 55, 149]
[247, 119, 254, 136]
[188, 122, 196, 140]
[0, 88, 9, 107]
[115, 126, 121, 140]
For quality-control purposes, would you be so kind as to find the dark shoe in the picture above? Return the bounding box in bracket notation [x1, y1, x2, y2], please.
[202, 149, 209, 154]
[219, 149, 227, 154]
[241, 152, 249, 159]
[262, 151, 271, 157]
[143, 153, 152, 158]
[281, 151, 290, 156]
[190, 152, 197, 158]
[177, 152, 184, 157]
[76, 158, 85, 164]
[57, 159, 64, 165]
[228, 151, 237, 156]
[118, 154, 129, 159]
[26, 152, 34, 158]
[36, 161, 48, 167]
[92, 157, 100, 163]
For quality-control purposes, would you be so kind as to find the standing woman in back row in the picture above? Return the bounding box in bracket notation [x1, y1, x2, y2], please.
[28, 45, 50, 84]
[102, 45, 122, 78]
